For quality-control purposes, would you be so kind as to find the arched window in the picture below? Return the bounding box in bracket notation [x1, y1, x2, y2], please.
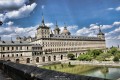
[54, 56, 56, 61]
[26, 58, 30, 63]
[48, 56, 51, 61]
[16, 59, 20, 63]
[42, 56, 45, 62]
[36, 57, 39, 63]
[61, 55, 63, 60]
[16, 54, 18, 57]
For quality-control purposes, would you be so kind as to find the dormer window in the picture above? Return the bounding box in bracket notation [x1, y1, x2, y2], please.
[11, 41, 14, 43]
[2, 41, 5, 43]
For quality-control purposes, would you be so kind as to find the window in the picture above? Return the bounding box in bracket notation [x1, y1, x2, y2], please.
[12, 47, 14, 50]
[12, 54, 14, 57]
[8, 55, 9, 57]
[16, 54, 18, 57]
[7, 47, 9, 50]
[21, 54, 22, 56]
[27, 47, 28, 50]
[16, 47, 18, 50]
[2, 47, 5, 50]
[3, 55, 5, 57]
[20, 46, 22, 50]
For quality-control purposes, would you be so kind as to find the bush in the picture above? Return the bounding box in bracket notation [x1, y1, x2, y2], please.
[78, 54, 92, 61]
[113, 56, 119, 61]
[67, 53, 75, 60]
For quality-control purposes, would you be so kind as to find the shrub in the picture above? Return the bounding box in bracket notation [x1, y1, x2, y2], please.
[67, 53, 75, 60]
[113, 56, 119, 61]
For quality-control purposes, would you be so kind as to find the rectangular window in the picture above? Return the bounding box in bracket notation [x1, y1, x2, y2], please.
[16, 47, 18, 50]
[20, 46, 22, 50]
[7, 47, 9, 50]
[12, 47, 14, 50]
[2, 47, 5, 50]
[27, 46, 28, 50]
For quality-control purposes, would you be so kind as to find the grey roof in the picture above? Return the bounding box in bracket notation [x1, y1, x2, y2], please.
[0, 41, 32, 46]
[50, 34, 102, 41]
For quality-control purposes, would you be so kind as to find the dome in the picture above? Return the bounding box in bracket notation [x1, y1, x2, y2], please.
[61, 27, 71, 35]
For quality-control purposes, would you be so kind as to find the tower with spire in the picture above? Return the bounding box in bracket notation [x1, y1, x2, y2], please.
[54, 21, 60, 35]
[97, 26, 105, 40]
[36, 13, 50, 39]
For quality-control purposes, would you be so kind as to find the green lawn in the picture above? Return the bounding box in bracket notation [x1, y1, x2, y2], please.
[41, 64, 99, 74]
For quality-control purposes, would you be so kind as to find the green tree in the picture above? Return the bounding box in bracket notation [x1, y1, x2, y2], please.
[67, 53, 75, 60]
[78, 54, 92, 61]
[109, 47, 118, 55]
[113, 56, 119, 61]
[90, 49, 103, 58]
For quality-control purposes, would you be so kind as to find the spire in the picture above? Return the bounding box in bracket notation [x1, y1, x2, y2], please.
[41, 13, 45, 26]
[64, 23, 67, 30]
[97, 25, 104, 35]
[99, 25, 102, 33]
[55, 20, 58, 27]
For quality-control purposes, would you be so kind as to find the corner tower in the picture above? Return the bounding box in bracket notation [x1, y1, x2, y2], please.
[36, 13, 50, 39]
[97, 26, 105, 40]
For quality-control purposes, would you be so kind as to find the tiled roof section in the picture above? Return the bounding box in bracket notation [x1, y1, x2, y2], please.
[0, 41, 32, 46]
[50, 34, 102, 41]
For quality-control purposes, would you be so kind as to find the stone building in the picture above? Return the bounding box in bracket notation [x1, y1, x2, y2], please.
[0, 15, 106, 64]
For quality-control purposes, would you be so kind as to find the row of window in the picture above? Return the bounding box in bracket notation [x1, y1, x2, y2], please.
[1, 46, 29, 51]
[43, 42, 104, 45]
[2, 54, 23, 58]
[44, 46, 104, 52]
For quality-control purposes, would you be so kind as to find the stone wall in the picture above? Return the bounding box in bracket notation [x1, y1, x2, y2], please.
[0, 60, 108, 80]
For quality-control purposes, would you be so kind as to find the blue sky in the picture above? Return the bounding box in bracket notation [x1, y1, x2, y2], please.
[0, 0, 120, 47]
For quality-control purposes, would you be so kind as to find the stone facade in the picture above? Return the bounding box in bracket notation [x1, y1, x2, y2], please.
[0, 15, 106, 65]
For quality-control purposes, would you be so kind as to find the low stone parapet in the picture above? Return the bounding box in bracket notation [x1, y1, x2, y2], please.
[0, 60, 109, 80]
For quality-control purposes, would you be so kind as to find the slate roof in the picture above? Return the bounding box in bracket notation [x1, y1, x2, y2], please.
[50, 34, 102, 41]
[0, 41, 32, 46]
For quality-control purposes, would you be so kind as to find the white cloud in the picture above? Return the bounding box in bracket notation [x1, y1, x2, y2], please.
[6, 21, 14, 26]
[0, 0, 28, 11]
[0, 13, 5, 21]
[0, 25, 38, 40]
[45, 23, 54, 27]
[116, 6, 120, 11]
[113, 21, 120, 26]
[5, 3, 37, 19]
[107, 8, 114, 10]
[107, 6, 120, 11]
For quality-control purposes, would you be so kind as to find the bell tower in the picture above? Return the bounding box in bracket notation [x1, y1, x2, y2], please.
[36, 13, 50, 39]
